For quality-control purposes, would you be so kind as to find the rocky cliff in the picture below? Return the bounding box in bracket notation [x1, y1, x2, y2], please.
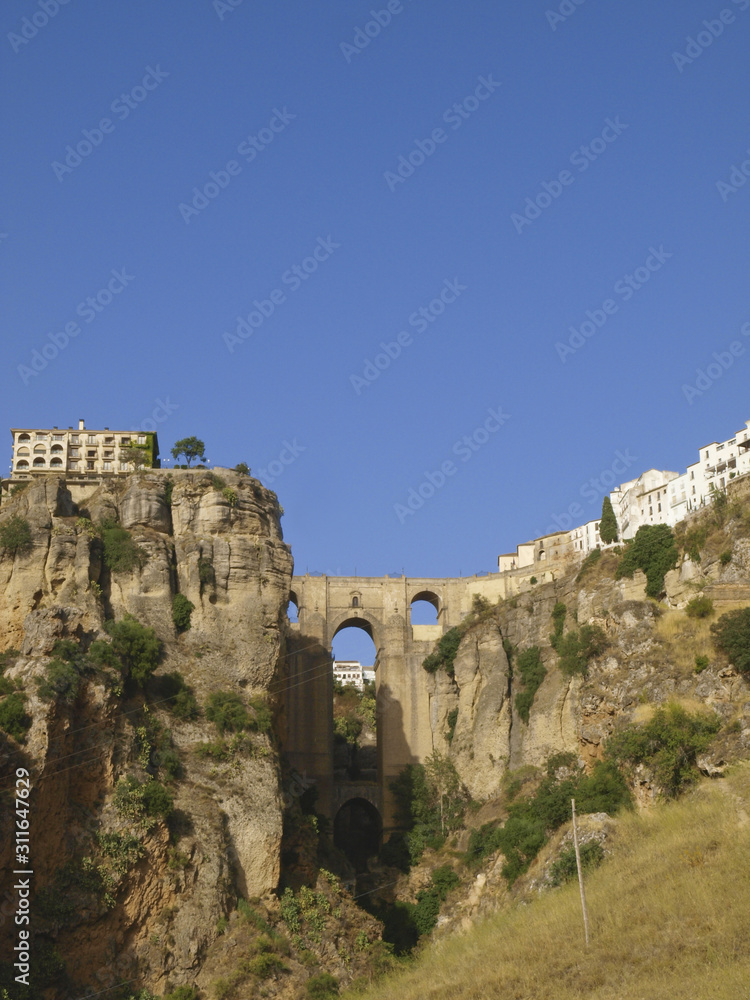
[433, 525, 750, 804]
[0, 471, 293, 994]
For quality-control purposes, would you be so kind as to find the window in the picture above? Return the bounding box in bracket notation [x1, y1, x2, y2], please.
[658, 503, 661, 512]
[690, 471, 694, 479]
[33, 458, 45, 467]
[103, 461, 112, 471]
[18, 433, 30, 441]
[104, 450, 113, 458]
[120, 437, 131, 446]
[86, 461, 94, 470]
[692, 486, 696, 494]
[705, 450, 709, 459]
[16, 447, 29, 456]
[87, 435, 96, 445]
[137, 435, 146, 445]
[87, 450, 96, 458]
[70, 449, 79, 458]
[50, 458, 63, 468]
[51, 444, 63, 453]
[36, 433, 47, 441]
[16, 460, 29, 469]
[68, 462, 79, 471]
[120, 462, 129, 471]
[33, 444, 46, 454]
[70, 435, 79, 444]
[53, 434, 63, 441]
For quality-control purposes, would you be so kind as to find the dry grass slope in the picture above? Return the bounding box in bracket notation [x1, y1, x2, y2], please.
[348, 765, 750, 1000]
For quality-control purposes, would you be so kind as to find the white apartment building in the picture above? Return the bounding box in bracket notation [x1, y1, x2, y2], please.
[569, 518, 603, 554]
[333, 661, 367, 691]
[497, 416, 750, 572]
[9, 419, 160, 479]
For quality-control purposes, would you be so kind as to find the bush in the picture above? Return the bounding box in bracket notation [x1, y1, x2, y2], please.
[0, 515, 32, 555]
[37, 657, 81, 704]
[556, 625, 608, 677]
[530, 576, 537, 585]
[616, 524, 678, 597]
[548, 840, 604, 886]
[683, 525, 708, 563]
[86, 640, 120, 670]
[221, 486, 238, 507]
[550, 603, 567, 646]
[685, 596, 714, 619]
[249, 696, 273, 734]
[0, 692, 31, 742]
[694, 654, 710, 673]
[466, 758, 629, 883]
[514, 646, 546, 723]
[114, 776, 173, 824]
[205, 691, 250, 733]
[172, 593, 195, 632]
[306, 973, 339, 998]
[605, 704, 721, 797]
[720, 550, 732, 566]
[105, 615, 162, 686]
[422, 627, 463, 676]
[445, 707, 458, 743]
[198, 556, 215, 591]
[100, 519, 147, 573]
[576, 547, 602, 582]
[152, 672, 200, 720]
[711, 607, 750, 673]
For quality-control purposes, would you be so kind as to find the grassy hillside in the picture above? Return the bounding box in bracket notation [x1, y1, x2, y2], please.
[348, 764, 750, 1000]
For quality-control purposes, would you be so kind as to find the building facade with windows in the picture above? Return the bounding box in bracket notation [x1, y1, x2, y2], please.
[333, 661, 367, 691]
[9, 419, 159, 479]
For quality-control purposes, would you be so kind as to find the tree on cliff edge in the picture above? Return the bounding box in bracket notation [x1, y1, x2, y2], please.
[171, 436, 206, 467]
[599, 496, 619, 544]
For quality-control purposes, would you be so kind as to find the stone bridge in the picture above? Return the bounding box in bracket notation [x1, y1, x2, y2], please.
[279, 573, 508, 836]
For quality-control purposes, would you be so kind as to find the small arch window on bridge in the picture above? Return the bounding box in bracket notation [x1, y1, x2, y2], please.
[410, 591, 440, 625]
[287, 592, 299, 623]
[351, 595, 359, 608]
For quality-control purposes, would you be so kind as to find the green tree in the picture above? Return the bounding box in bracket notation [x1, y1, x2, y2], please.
[599, 496, 619, 544]
[170, 437, 206, 467]
[616, 524, 678, 598]
[711, 607, 750, 673]
[205, 691, 250, 733]
[515, 646, 547, 723]
[121, 447, 148, 469]
[0, 515, 32, 555]
[172, 593, 195, 632]
[0, 692, 31, 742]
[104, 615, 163, 686]
[605, 704, 720, 797]
[100, 519, 147, 573]
[234, 462, 250, 475]
[424, 750, 466, 836]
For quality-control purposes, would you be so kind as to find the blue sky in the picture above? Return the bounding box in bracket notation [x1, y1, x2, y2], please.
[4, 0, 750, 604]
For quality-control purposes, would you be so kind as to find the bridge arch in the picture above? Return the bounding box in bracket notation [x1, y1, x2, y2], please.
[333, 795, 382, 871]
[330, 610, 382, 652]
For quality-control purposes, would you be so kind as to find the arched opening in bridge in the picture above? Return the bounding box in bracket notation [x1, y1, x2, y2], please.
[287, 591, 299, 623]
[410, 591, 440, 625]
[334, 798, 382, 872]
[331, 620, 377, 784]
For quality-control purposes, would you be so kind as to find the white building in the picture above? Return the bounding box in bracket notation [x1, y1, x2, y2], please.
[9, 419, 159, 479]
[333, 661, 366, 691]
[497, 416, 750, 574]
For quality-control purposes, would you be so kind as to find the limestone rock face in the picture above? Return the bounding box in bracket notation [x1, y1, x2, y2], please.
[0, 470, 293, 993]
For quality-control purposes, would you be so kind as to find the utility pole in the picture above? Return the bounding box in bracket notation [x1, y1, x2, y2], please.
[571, 798, 590, 947]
